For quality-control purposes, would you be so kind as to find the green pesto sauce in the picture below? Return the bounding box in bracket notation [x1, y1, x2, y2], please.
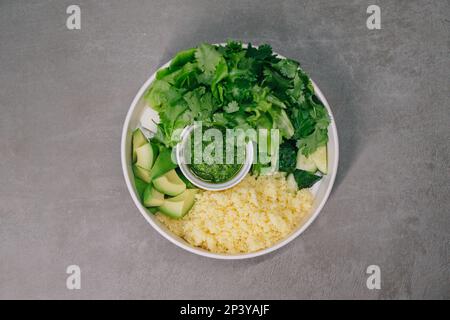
[188, 134, 243, 184]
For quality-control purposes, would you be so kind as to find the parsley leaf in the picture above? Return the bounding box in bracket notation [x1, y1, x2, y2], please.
[224, 101, 239, 113]
[274, 59, 299, 79]
[195, 43, 222, 75]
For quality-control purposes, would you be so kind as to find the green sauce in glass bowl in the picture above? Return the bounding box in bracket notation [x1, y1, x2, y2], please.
[176, 125, 253, 191]
[188, 128, 243, 183]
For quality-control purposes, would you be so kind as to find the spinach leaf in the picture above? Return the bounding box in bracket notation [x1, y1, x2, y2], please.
[293, 169, 322, 189]
[278, 140, 297, 173]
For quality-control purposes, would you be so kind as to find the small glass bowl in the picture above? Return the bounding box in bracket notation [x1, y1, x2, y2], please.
[176, 125, 254, 191]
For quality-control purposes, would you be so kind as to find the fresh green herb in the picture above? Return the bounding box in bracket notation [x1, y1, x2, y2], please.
[293, 169, 322, 189]
[144, 41, 330, 175]
[278, 140, 297, 173]
[224, 101, 239, 113]
[195, 43, 223, 76]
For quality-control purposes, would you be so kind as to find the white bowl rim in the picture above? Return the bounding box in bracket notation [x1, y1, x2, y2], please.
[121, 45, 339, 260]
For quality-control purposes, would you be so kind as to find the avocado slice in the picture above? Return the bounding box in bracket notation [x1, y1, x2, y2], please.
[153, 170, 186, 196]
[158, 189, 196, 219]
[143, 184, 164, 207]
[309, 145, 327, 174]
[175, 167, 197, 189]
[132, 129, 147, 163]
[150, 148, 177, 180]
[135, 143, 156, 171]
[133, 164, 151, 183]
[296, 150, 317, 173]
[286, 173, 298, 192]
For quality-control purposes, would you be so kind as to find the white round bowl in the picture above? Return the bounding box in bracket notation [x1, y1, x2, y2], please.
[121, 48, 339, 260]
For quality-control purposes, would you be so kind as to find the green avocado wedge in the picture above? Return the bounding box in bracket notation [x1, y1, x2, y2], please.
[135, 143, 155, 171]
[133, 165, 151, 183]
[296, 151, 317, 173]
[309, 145, 328, 174]
[132, 129, 147, 163]
[143, 184, 164, 207]
[158, 189, 196, 219]
[150, 148, 178, 180]
[153, 170, 186, 196]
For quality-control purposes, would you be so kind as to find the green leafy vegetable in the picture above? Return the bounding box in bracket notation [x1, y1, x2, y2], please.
[144, 41, 330, 177]
[195, 43, 222, 76]
[224, 101, 239, 113]
[269, 107, 294, 139]
[293, 169, 322, 189]
[169, 48, 196, 69]
[278, 140, 297, 173]
[156, 47, 196, 80]
[273, 59, 299, 79]
[211, 59, 228, 95]
[134, 178, 148, 200]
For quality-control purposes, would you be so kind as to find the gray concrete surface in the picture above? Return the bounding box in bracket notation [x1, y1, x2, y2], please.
[0, 0, 449, 299]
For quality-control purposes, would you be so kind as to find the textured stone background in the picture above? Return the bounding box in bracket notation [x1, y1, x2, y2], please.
[0, 0, 448, 299]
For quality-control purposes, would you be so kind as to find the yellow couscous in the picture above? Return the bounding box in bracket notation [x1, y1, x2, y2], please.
[156, 174, 314, 253]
